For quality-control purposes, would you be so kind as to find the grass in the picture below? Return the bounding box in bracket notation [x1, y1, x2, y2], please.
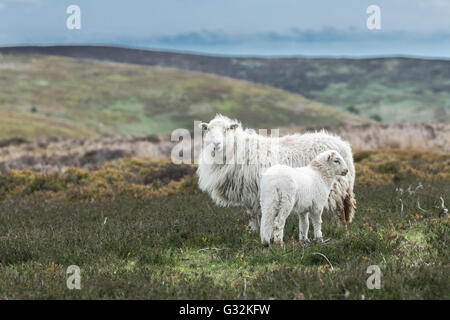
[0, 150, 448, 299]
[0, 54, 366, 139]
[0, 110, 97, 138]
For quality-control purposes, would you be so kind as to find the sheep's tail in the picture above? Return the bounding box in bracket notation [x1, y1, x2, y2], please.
[260, 187, 280, 245]
[344, 189, 356, 223]
[328, 178, 356, 228]
[332, 189, 356, 230]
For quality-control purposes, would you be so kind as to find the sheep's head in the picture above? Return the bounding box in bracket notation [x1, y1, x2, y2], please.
[199, 114, 242, 163]
[315, 150, 349, 177]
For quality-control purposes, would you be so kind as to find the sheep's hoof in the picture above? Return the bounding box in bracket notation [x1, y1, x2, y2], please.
[274, 238, 284, 246]
[299, 239, 310, 247]
[314, 238, 331, 244]
[247, 223, 259, 232]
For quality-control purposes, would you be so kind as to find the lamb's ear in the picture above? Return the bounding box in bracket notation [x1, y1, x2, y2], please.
[199, 122, 208, 131]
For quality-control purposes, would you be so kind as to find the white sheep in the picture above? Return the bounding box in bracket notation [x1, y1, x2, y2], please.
[260, 150, 349, 245]
[197, 114, 356, 231]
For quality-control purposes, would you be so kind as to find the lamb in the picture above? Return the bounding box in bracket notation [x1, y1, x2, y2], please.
[197, 114, 356, 231]
[260, 150, 349, 245]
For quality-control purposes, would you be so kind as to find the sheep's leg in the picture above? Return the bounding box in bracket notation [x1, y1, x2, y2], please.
[311, 209, 324, 242]
[298, 212, 310, 244]
[246, 209, 260, 231]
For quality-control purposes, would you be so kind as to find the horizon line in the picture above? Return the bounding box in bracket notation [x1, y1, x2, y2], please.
[1, 43, 450, 61]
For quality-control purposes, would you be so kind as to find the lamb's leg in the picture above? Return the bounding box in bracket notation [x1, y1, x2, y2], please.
[260, 206, 274, 245]
[311, 209, 324, 242]
[272, 210, 289, 245]
[298, 211, 310, 244]
[246, 209, 260, 231]
[272, 194, 295, 245]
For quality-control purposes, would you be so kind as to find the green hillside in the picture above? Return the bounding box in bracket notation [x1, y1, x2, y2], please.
[3, 46, 447, 123]
[0, 54, 366, 139]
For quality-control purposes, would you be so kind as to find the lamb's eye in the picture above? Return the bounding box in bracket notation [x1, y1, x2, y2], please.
[229, 124, 238, 131]
[334, 160, 340, 163]
[201, 124, 208, 131]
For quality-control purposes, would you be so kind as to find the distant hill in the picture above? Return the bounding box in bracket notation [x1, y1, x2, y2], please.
[0, 54, 366, 139]
[1, 45, 449, 123]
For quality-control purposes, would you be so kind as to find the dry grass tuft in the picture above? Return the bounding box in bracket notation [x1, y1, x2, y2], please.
[283, 122, 450, 153]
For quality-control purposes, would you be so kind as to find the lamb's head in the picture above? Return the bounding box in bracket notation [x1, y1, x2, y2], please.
[314, 150, 349, 177]
[199, 114, 242, 163]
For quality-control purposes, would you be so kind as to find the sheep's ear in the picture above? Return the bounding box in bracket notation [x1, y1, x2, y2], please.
[229, 123, 239, 131]
[327, 151, 336, 161]
[199, 122, 208, 131]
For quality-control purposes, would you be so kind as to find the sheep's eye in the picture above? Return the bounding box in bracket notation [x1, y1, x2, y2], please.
[334, 160, 340, 163]
[229, 124, 238, 131]
[201, 124, 208, 131]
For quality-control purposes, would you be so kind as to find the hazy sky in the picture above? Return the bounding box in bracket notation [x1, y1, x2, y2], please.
[0, 0, 449, 57]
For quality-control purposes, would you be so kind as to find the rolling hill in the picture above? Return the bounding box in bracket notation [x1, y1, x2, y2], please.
[1, 45, 449, 123]
[0, 53, 366, 139]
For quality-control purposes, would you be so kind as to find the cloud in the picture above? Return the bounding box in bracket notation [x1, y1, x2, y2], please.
[148, 28, 450, 46]
[90, 27, 449, 58]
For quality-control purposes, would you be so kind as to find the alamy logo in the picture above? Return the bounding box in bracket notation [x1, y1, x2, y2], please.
[66, 265, 81, 290]
[366, 5, 381, 30]
[66, 5, 81, 30]
[366, 265, 381, 289]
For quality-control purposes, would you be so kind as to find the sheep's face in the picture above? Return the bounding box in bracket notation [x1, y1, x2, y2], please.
[324, 150, 349, 177]
[199, 115, 241, 163]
